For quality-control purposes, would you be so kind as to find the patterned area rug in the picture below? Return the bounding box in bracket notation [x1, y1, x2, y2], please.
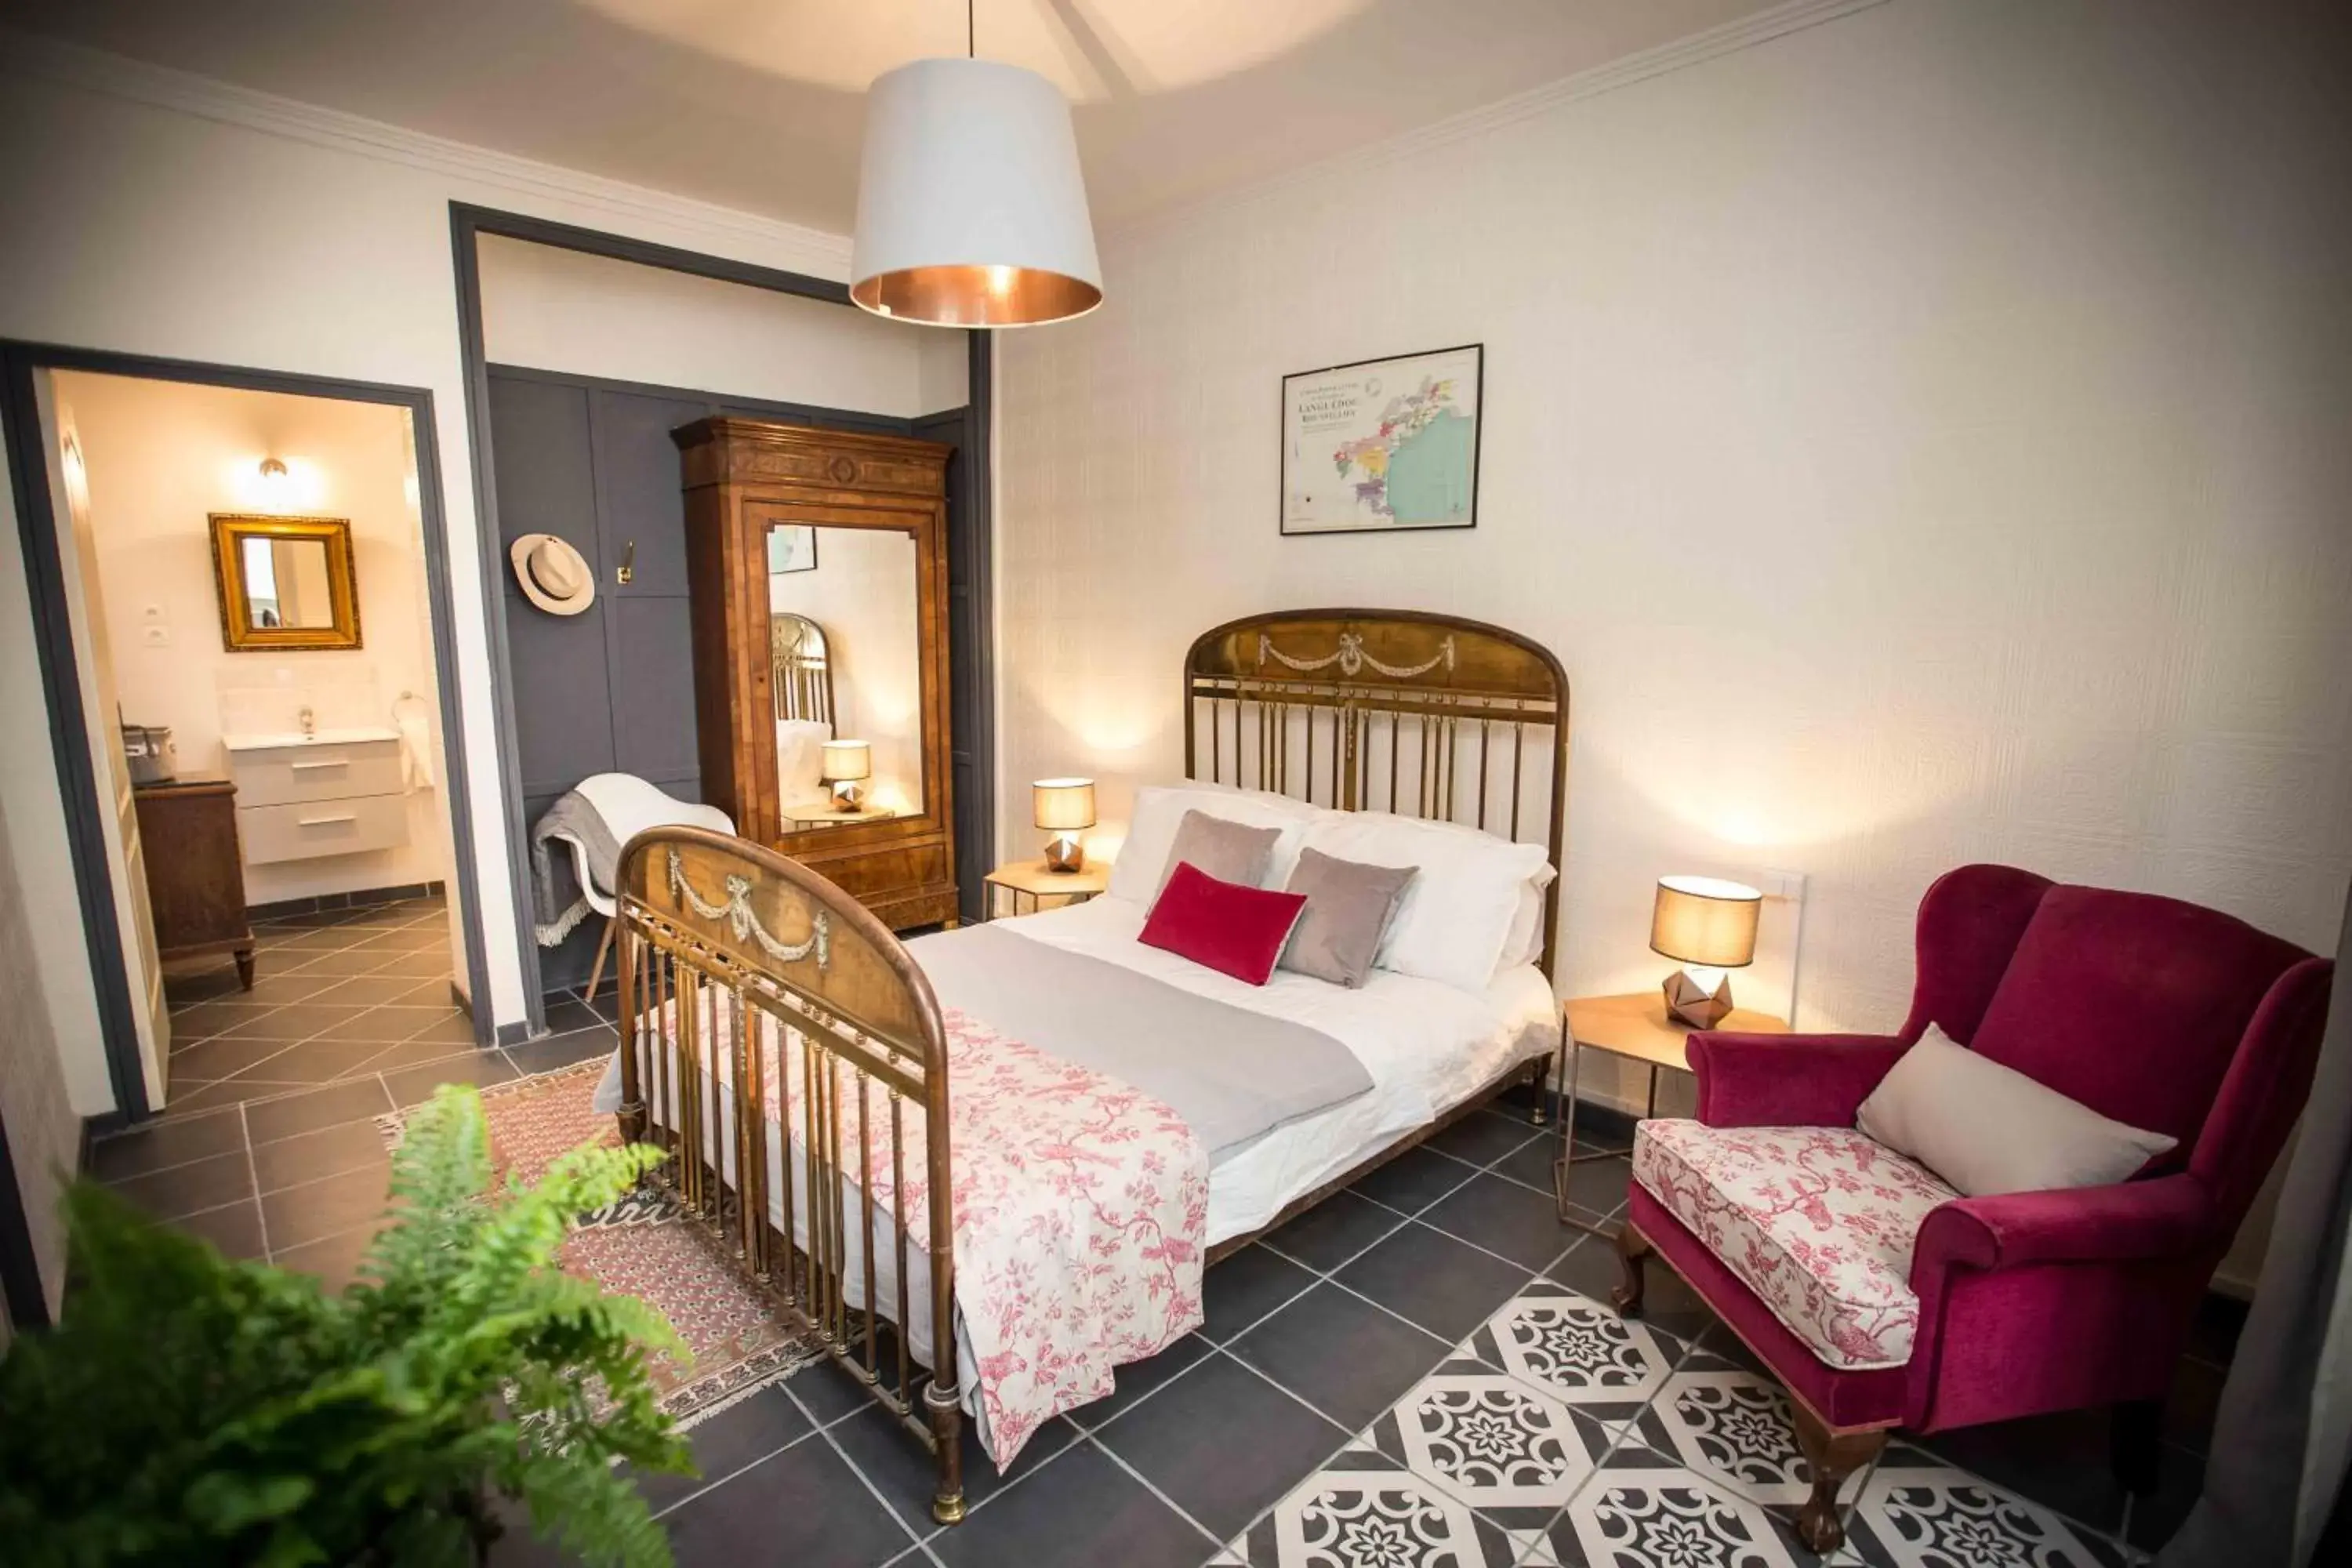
[378, 1058, 826, 1430]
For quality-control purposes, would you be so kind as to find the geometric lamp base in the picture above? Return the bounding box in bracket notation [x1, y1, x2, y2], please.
[1041, 832, 1087, 873]
[1662, 967, 1733, 1029]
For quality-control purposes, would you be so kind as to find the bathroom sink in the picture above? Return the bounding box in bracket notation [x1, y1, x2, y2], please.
[223, 727, 401, 750]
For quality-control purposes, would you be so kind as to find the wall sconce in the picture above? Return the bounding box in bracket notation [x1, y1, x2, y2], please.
[1032, 778, 1096, 873]
[821, 739, 871, 811]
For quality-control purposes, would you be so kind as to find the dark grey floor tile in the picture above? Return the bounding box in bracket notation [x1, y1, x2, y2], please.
[298, 1005, 441, 1044]
[244, 1076, 395, 1145]
[509, 1025, 621, 1077]
[832, 1402, 1080, 1536]
[541, 997, 604, 1036]
[176, 1197, 267, 1260]
[1063, 1332, 1214, 1429]
[662, 1433, 914, 1568]
[262, 1163, 394, 1252]
[1094, 1352, 1345, 1541]
[632, 1385, 811, 1516]
[163, 1078, 310, 1118]
[301, 975, 434, 1007]
[269, 927, 370, 953]
[1557, 1242, 1721, 1344]
[252, 1117, 391, 1194]
[1263, 1188, 1406, 1272]
[219, 1002, 376, 1042]
[1199, 1243, 1318, 1342]
[369, 949, 454, 978]
[275, 949, 407, 978]
[272, 1221, 379, 1292]
[164, 968, 245, 1007]
[1432, 1168, 1584, 1271]
[205, 972, 343, 1007]
[384, 1050, 517, 1107]
[1336, 1221, 1534, 1342]
[1915, 1406, 2128, 1534]
[233, 1040, 387, 1086]
[348, 924, 451, 953]
[1546, 1231, 1635, 1305]
[89, 1106, 246, 1181]
[168, 1033, 303, 1081]
[1345, 1144, 1480, 1218]
[789, 1353, 898, 1427]
[931, 1439, 1210, 1568]
[2125, 1444, 2205, 1552]
[1230, 1282, 1450, 1432]
[1555, 1152, 1635, 1218]
[107, 1147, 256, 1221]
[1426, 1106, 1541, 1168]
[350, 1037, 479, 1077]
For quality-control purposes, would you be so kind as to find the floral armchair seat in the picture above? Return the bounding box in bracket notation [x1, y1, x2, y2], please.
[1611, 864, 2333, 1552]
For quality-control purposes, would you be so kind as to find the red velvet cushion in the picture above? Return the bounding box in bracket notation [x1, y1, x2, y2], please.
[1140, 861, 1309, 985]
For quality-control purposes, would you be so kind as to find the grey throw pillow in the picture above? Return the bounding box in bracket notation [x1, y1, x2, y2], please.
[1279, 847, 1419, 988]
[1159, 809, 1283, 895]
[1857, 1023, 2177, 1197]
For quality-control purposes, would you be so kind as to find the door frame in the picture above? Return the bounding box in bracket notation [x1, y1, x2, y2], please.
[449, 203, 996, 1028]
[0, 339, 493, 1123]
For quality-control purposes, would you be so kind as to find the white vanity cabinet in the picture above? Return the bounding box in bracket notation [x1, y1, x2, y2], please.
[225, 730, 412, 864]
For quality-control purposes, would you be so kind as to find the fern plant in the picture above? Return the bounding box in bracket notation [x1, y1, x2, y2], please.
[0, 1085, 695, 1567]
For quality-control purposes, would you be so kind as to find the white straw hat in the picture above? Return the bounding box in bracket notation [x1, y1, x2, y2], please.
[509, 534, 596, 616]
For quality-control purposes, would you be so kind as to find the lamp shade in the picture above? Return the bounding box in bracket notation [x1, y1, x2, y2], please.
[850, 56, 1102, 328]
[1033, 778, 1097, 832]
[821, 739, 872, 782]
[1650, 875, 1761, 969]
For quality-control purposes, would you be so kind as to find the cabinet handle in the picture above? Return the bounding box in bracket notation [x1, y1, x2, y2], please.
[297, 813, 358, 827]
[289, 760, 347, 771]
[617, 539, 636, 586]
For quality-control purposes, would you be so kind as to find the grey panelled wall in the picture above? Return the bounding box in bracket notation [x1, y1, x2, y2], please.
[488, 365, 989, 992]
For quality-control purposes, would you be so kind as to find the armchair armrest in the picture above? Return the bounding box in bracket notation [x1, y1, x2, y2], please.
[1688, 1033, 1909, 1128]
[1911, 1173, 2216, 1274]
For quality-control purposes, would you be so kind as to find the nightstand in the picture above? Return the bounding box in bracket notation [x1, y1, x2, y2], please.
[984, 858, 1109, 920]
[1554, 992, 1789, 1232]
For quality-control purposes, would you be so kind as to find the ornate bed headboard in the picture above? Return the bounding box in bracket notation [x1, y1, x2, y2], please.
[771, 612, 835, 729]
[1184, 609, 1570, 978]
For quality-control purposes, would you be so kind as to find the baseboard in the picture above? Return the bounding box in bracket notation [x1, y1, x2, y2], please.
[250, 880, 445, 921]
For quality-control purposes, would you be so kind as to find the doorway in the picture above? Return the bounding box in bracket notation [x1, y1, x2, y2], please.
[1, 343, 492, 1125]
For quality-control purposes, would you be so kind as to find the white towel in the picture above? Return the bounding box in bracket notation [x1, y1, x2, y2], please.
[393, 695, 435, 790]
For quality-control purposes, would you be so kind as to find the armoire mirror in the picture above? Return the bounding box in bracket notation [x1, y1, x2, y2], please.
[677, 416, 958, 931]
[768, 524, 926, 828]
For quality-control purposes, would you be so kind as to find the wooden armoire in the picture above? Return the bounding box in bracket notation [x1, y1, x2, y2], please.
[674, 416, 959, 931]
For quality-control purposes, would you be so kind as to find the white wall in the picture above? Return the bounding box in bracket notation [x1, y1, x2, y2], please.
[479, 235, 946, 416]
[0, 790, 77, 1324]
[993, 0, 2352, 1139]
[770, 528, 927, 815]
[54, 371, 452, 906]
[0, 34, 858, 1107]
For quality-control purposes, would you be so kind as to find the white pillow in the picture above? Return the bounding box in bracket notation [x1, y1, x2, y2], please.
[1105, 782, 1322, 904]
[1298, 811, 1549, 994]
[1495, 866, 1558, 977]
[1857, 1024, 2178, 1197]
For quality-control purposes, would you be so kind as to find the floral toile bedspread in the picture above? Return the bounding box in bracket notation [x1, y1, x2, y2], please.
[644, 1002, 1211, 1468]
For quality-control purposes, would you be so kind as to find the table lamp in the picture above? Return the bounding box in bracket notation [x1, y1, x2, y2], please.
[821, 739, 871, 811]
[1650, 874, 1761, 1028]
[1033, 778, 1096, 873]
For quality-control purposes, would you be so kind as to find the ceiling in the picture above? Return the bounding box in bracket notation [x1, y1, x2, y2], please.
[0, 0, 1786, 232]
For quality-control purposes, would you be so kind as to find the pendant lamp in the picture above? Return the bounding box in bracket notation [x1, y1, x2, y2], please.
[850, 2, 1102, 328]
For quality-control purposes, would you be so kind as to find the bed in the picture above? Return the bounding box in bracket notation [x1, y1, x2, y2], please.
[607, 609, 1570, 1524]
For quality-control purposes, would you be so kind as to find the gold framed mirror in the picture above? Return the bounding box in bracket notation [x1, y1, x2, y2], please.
[209, 514, 362, 652]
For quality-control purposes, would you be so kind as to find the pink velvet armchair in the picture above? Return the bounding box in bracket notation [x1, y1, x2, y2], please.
[1613, 863, 2334, 1551]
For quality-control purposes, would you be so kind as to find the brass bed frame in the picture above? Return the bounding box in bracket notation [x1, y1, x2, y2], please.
[612, 608, 1569, 1526]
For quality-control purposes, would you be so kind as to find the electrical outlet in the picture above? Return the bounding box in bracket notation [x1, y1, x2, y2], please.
[140, 602, 165, 622]
[141, 625, 170, 647]
[1760, 868, 1807, 902]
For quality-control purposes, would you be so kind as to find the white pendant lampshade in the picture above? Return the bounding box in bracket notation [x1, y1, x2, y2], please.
[850, 56, 1102, 328]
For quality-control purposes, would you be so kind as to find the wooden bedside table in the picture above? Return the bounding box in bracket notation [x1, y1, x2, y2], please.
[984, 858, 1109, 920]
[1554, 991, 1789, 1232]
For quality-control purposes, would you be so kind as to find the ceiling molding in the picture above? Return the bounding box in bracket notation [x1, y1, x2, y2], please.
[1104, 0, 1891, 245]
[0, 27, 855, 278]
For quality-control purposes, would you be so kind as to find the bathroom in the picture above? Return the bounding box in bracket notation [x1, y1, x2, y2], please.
[50, 370, 470, 1117]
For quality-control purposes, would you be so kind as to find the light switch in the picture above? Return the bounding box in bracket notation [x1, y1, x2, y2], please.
[140, 602, 165, 622]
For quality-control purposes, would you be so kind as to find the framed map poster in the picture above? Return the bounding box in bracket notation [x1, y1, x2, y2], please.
[1281, 343, 1482, 536]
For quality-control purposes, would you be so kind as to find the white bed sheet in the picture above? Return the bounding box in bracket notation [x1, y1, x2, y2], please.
[610, 895, 1559, 1446]
[958, 895, 1560, 1243]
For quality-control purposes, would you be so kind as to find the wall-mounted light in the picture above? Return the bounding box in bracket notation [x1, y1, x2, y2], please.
[256, 456, 294, 510]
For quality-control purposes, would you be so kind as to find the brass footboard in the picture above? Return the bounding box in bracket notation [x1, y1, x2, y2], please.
[612, 826, 966, 1524]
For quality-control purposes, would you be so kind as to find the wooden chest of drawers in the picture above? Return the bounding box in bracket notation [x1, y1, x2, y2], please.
[132, 778, 256, 989]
